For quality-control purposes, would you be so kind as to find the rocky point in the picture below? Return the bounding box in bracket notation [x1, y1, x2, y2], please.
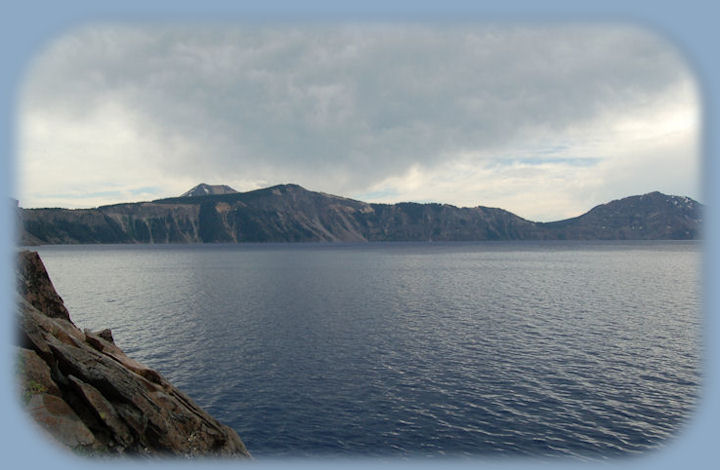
[14, 250, 251, 458]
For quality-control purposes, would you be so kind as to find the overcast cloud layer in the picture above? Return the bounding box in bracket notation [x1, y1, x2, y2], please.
[18, 23, 699, 221]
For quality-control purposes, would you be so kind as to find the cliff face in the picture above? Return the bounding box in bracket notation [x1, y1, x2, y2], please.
[20, 203, 202, 245]
[17, 185, 703, 244]
[15, 251, 251, 457]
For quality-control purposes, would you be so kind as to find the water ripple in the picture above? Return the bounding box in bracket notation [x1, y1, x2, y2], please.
[36, 241, 701, 458]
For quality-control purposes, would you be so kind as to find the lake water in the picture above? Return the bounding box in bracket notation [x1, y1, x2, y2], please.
[33, 241, 702, 459]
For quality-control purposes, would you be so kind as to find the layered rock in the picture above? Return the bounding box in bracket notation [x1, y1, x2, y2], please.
[15, 251, 251, 458]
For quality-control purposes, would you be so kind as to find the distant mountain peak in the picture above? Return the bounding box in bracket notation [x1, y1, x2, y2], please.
[266, 183, 306, 191]
[607, 191, 700, 211]
[180, 183, 238, 198]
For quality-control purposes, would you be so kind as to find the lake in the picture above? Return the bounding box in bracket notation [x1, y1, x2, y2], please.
[33, 241, 702, 458]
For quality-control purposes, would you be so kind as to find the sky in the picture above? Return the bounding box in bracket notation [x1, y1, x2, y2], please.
[17, 23, 700, 222]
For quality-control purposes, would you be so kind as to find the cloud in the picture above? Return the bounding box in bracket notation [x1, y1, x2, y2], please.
[18, 23, 700, 220]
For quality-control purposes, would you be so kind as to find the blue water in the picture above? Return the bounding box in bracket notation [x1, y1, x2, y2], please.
[33, 241, 701, 458]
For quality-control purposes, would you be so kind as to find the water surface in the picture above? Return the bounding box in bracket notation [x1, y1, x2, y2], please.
[34, 241, 702, 458]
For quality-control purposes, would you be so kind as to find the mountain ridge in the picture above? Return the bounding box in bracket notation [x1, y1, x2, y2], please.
[17, 184, 702, 244]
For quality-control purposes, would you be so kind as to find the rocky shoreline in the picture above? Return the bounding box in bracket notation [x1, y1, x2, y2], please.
[14, 250, 251, 458]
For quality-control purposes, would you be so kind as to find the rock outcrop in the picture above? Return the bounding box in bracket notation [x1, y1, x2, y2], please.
[17, 184, 703, 245]
[14, 251, 251, 458]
